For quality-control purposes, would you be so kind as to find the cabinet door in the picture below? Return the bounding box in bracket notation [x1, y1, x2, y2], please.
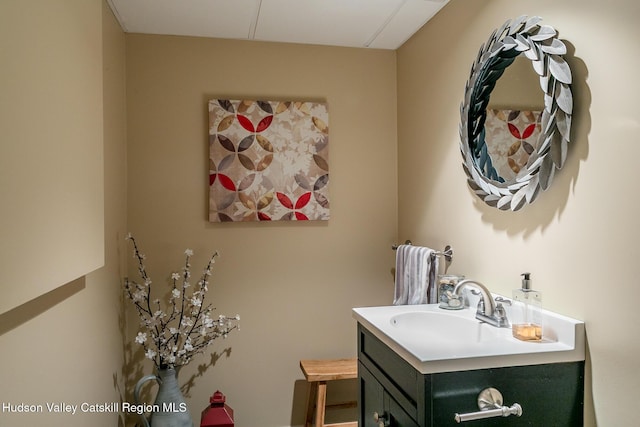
[359, 362, 385, 427]
[386, 396, 420, 427]
[359, 363, 420, 427]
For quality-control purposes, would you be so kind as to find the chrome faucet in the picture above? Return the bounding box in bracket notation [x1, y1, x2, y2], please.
[453, 279, 510, 328]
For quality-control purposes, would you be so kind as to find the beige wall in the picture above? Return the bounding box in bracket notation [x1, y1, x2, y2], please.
[0, 1, 127, 426]
[398, 0, 640, 425]
[125, 35, 397, 426]
[5, 0, 633, 425]
[0, 0, 105, 314]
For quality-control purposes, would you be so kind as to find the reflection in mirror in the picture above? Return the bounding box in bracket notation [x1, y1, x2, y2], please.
[489, 56, 542, 110]
[459, 16, 573, 211]
[484, 56, 544, 184]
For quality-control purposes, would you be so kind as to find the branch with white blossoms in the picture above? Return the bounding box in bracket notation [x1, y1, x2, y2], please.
[124, 233, 239, 369]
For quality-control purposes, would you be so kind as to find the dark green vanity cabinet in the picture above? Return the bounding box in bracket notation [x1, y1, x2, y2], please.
[358, 325, 584, 427]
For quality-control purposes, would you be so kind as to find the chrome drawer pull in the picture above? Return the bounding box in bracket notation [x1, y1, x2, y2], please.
[454, 387, 523, 423]
[455, 403, 522, 423]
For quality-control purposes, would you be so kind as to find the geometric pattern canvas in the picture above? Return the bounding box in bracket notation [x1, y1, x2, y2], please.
[483, 109, 542, 183]
[208, 99, 329, 222]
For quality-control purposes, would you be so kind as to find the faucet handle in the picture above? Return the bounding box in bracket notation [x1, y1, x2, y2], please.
[495, 296, 512, 306]
[494, 303, 510, 327]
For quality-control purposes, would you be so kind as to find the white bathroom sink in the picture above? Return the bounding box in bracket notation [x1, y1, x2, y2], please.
[353, 302, 585, 374]
[389, 310, 503, 344]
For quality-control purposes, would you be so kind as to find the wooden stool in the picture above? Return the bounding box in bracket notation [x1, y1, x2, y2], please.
[300, 358, 358, 427]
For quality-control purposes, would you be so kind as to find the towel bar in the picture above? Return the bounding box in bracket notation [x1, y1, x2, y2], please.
[391, 241, 453, 264]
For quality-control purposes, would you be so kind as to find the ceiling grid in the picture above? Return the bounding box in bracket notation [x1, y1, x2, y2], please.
[107, 0, 450, 50]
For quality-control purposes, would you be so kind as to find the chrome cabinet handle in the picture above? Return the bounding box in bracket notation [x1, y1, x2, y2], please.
[454, 387, 523, 423]
[373, 411, 390, 427]
[455, 403, 522, 423]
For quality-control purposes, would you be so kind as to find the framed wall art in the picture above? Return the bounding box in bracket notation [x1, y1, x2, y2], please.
[208, 99, 329, 222]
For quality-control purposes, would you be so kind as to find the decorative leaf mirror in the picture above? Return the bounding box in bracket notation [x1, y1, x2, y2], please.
[459, 16, 572, 211]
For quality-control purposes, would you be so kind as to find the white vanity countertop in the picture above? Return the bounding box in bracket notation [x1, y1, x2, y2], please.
[352, 302, 585, 374]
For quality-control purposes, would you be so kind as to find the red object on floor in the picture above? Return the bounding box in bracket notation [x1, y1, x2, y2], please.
[200, 390, 234, 427]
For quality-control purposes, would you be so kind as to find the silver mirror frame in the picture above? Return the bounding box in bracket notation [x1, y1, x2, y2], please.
[459, 16, 573, 211]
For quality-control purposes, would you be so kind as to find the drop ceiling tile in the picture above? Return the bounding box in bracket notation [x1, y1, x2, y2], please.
[254, 0, 405, 48]
[109, 0, 260, 39]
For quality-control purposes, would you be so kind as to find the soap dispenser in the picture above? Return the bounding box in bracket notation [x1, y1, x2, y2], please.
[511, 272, 543, 341]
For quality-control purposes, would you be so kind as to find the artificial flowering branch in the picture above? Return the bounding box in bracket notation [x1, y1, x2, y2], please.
[124, 233, 239, 369]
